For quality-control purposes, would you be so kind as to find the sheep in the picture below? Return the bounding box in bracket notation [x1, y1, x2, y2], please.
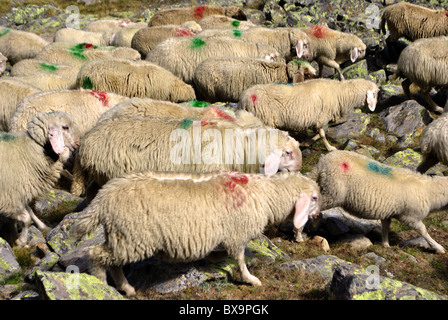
[78, 116, 302, 202]
[11, 74, 77, 91]
[83, 19, 147, 33]
[417, 113, 448, 174]
[10, 59, 79, 78]
[0, 111, 80, 247]
[298, 26, 366, 80]
[193, 56, 289, 103]
[35, 42, 141, 69]
[71, 170, 320, 295]
[310, 150, 447, 254]
[0, 52, 7, 76]
[9, 89, 130, 136]
[146, 36, 280, 84]
[380, 2, 448, 43]
[148, 5, 247, 27]
[198, 14, 256, 30]
[286, 59, 317, 83]
[0, 78, 41, 131]
[197, 27, 312, 62]
[395, 36, 448, 114]
[130, 22, 201, 59]
[237, 78, 379, 151]
[76, 58, 196, 102]
[110, 26, 145, 47]
[54, 28, 109, 47]
[0, 27, 49, 65]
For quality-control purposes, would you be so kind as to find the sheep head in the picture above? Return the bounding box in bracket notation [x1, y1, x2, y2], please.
[27, 111, 81, 157]
[293, 190, 320, 230]
[264, 133, 302, 175]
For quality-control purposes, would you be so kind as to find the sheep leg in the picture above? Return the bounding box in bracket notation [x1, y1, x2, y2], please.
[381, 218, 391, 247]
[421, 90, 444, 114]
[318, 128, 337, 152]
[401, 78, 412, 99]
[318, 58, 344, 80]
[407, 220, 445, 254]
[26, 205, 50, 232]
[15, 208, 32, 247]
[109, 265, 136, 296]
[232, 247, 261, 286]
[293, 226, 304, 242]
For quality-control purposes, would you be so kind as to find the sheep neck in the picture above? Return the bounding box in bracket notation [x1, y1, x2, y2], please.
[334, 81, 367, 116]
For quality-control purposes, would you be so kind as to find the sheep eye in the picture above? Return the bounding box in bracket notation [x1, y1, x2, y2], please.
[312, 195, 318, 201]
[62, 125, 69, 130]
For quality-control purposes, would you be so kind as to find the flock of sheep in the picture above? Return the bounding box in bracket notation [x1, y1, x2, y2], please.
[0, 2, 448, 297]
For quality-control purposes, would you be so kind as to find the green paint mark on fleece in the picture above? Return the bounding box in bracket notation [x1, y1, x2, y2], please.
[0, 29, 10, 37]
[231, 20, 241, 28]
[180, 117, 194, 129]
[0, 133, 15, 141]
[189, 37, 206, 49]
[232, 29, 242, 37]
[82, 76, 94, 89]
[188, 100, 208, 108]
[70, 48, 88, 60]
[293, 59, 312, 68]
[366, 161, 393, 177]
[40, 62, 58, 72]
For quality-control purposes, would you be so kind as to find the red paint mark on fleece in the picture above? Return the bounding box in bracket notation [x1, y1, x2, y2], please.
[89, 90, 109, 107]
[309, 26, 328, 38]
[194, 5, 206, 19]
[220, 171, 254, 209]
[200, 119, 217, 127]
[210, 106, 236, 122]
[83, 43, 95, 49]
[339, 162, 350, 173]
[174, 27, 195, 37]
[250, 94, 257, 104]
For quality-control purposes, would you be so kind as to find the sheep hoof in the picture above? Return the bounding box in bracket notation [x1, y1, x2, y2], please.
[245, 275, 262, 286]
[120, 284, 136, 296]
[434, 106, 444, 114]
[434, 245, 445, 254]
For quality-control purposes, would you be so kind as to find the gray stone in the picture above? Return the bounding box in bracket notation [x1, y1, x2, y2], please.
[363, 252, 387, 265]
[327, 110, 371, 140]
[329, 266, 448, 300]
[33, 189, 83, 225]
[11, 290, 40, 300]
[0, 237, 20, 282]
[401, 237, 433, 252]
[320, 208, 381, 236]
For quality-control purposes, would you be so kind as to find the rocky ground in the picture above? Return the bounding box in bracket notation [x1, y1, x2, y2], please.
[0, 0, 448, 303]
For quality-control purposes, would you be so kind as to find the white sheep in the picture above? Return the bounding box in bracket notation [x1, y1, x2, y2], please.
[9, 89, 130, 136]
[380, 2, 448, 43]
[193, 56, 289, 102]
[238, 78, 379, 151]
[76, 58, 196, 102]
[71, 170, 320, 295]
[54, 28, 109, 47]
[299, 26, 366, 80]
[0, 111, 80, 246]
[0, 52, 7, 76]
[109, 26, 145, 47]
[198, 14, 256, 30]
[83, 19, 147, 33]
[310, 150, 446, 254]
[286, 59, 317, 83]
[146, 36, 280, 84]
[78, 116, 302, 202]
[197, 26, 312, 62]
[11, 73, 77, 91]
[35, 42, 141, 69]
[0, 78, 41, 131]
[0, 27, 49, 65]
[10, 59, 79, 78]
[395, 36, 448, 114]
[130, 23, 200, 59]
[148, 5, 247, 27]
[417, 113, 448, 174]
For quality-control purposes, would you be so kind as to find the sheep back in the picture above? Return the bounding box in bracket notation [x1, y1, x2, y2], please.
[198, 14, 256, 30]
[11, 59, 79, 78]
[54, 28, 108, 46]
[193, 56, 288, 102]
[419, 114, 448, 165]
[76, 58, 196, 102]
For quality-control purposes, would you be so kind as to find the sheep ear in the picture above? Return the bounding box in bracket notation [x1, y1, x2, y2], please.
[264, 151, 281, 176]
[295, 41, 304, 59]
[350, 47, 360, 62]
[293, 193, 311, 229]
[366, 90, 376, 112]
[48, 125, 65, 155]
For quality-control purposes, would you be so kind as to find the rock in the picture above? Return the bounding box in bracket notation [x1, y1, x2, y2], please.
[26, 252, 60, 281]
[340, 234, 373, 250]
[367, 69, 387, 85]
[341, 59, 369, 80]
[311, 236, 331, 252]
[379, 100, 433, 147]
[0, 237, 20, 283]
[320, 208, 381, 236]
[363, 252, 386, 265]
[378, 84, 405, 108]
[401, 237, 433, 252]
[33, 270, 125, 300]
[327, 110, 371, 141]
[329, 266, 448, 300]
[33, 189, 83, 225]
[11, 290, 40, 300]
[384, 148, 448, 174]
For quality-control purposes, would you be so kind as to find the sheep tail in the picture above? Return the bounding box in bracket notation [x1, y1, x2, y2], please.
[379, 15, 387, 35]
[70, 207, 102, 241]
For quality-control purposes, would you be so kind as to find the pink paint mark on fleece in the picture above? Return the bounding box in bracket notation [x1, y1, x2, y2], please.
[309, 26, 328, 38]
[174, 27, 195, 37]
[220, 171, 254, 208]
[250, 94, 257, 104]
[89, 90, 109, 107]
[194, 5, 206, 19]
[339, 162, 350, 173]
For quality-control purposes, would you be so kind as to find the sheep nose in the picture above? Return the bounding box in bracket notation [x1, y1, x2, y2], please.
[74, 140, 81, 149]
